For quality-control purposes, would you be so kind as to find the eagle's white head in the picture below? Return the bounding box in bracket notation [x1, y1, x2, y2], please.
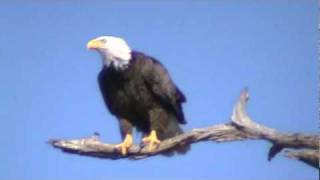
[87, 36, 132, 70]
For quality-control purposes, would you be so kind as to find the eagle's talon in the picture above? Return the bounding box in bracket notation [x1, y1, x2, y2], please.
[142, 130, 161, 152]
[116, 133, 133, 155]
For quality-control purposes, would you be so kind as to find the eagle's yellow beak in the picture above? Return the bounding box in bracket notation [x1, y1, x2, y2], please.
[87, 39, 104, 49]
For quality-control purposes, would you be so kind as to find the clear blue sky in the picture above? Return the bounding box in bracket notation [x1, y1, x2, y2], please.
[0, 0, 318, 179]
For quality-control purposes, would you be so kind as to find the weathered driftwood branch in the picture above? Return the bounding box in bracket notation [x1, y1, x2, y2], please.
[48, 89, 319, 168]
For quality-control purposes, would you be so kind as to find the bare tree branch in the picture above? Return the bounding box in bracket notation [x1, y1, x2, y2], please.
[231, 88, 319, 161]
[48, 89, 319, 168]
[48, 124, 254, 160]
[284, 149, 319, 168]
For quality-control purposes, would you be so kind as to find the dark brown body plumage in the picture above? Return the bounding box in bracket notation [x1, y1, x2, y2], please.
[98, 51, 189, 153]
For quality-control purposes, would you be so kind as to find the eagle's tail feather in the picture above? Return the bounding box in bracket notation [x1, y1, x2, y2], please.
[157, 113, 190, 155]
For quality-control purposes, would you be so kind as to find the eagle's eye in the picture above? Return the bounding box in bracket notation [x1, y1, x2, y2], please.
[100, 39, 107, 43]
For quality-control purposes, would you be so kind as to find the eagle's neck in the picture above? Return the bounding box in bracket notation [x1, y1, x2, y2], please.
[103, 55, 131, 71]
[100, 49, 132, 71]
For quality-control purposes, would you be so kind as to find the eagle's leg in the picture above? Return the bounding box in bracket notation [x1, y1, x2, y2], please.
[142, 130, 161, 152]
[116, 118, 133, 155]
[116, 133, 133, 155]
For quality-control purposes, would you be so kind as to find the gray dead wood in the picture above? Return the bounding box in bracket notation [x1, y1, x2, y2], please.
[48, 88, 319, 168]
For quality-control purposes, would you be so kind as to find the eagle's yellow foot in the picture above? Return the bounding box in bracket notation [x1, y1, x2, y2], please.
[116, 133, 133, 155]
[142, 130, 161, 152]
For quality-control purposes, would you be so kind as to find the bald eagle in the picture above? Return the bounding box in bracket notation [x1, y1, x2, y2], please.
[87, 36, 189, 155]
